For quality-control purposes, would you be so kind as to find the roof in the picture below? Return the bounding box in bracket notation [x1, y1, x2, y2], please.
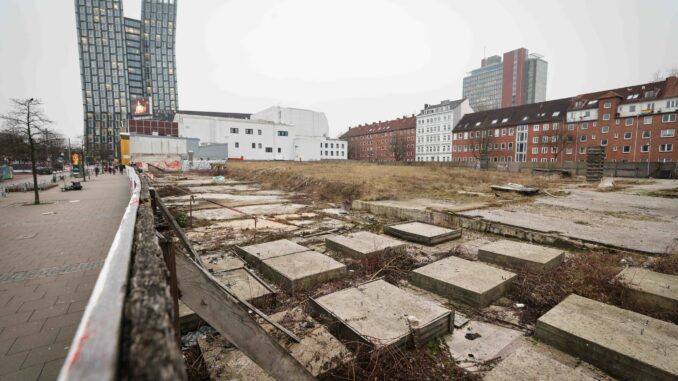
[455, 98, 572, 131]
[340, 115, 416, 139]
[176, 110, 251, 119]
[569, 77, 678, 110]
[418, 98, 466, 116]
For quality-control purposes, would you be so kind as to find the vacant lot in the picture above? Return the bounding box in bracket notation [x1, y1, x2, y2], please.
[223, 161, 566, 203]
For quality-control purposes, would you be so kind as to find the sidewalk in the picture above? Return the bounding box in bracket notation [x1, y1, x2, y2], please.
[0, 173, 130, 381]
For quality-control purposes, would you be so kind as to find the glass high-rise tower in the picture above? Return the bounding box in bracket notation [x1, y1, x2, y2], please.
[75, 0, 178, 161]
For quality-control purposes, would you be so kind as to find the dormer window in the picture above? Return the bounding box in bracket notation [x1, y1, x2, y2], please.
[501, 117, 509, 123]
[644, 90, 657, 98]
[588, 100, 598, 106]
[492, 119, 498, 124]
[522, 116, 528, 121]
[552, 111, 560, 117]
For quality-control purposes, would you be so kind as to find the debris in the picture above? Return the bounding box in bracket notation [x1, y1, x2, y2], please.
[212, 175, 225, 183]
[490, 183, 539, 195]
[181, 325, 216, 347]
[598, 177, 615, 189]
[41, 211, 56, 215]
[453, 312, 469, 328]
[515, 303, 525, 309]
[465, 332, 482, 340]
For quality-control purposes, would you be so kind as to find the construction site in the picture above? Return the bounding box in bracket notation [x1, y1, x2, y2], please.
[63, 161, 677, 381]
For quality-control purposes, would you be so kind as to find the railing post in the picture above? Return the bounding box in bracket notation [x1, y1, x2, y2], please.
[158, 233, 181, 348]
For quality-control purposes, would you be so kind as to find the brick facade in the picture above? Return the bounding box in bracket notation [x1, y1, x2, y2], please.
[127, 119, 178, 137]
[340, 116, 416, 162]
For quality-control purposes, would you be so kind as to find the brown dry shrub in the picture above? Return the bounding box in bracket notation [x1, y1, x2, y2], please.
[652, 251, 678, 275]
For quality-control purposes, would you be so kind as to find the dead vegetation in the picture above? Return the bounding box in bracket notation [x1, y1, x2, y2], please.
[651, 251, 678, 275]
[220, 161, 566, 203]
[509, 251, 678, 325]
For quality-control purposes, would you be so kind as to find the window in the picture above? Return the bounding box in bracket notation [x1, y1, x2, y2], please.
[580, 135, 587, 142]
[581, 122, 588, 130]
[277, 147, 282, 153]
[501, 128, 506, 136]
[235, 142, 239, 148]
[509, 128, 514, 136]
[643, 116, 652, 125]
[662, 114, 677, 123]
[625, 118, 634, 126]
[533, 125, 540, 132]
[629, 105, 636, 112]
[533, 137, 539, 144]
[565, 148, 573, 155]
[624, 132, 632, 140]
[258, 143, 262, 148]
[542, 136, 549, 143]
[623, 146, 631, 153]
[640, 144, 649, 153]
[568, 124, 575, 131]
[602, 126, 609, 133]
[245, 128, 253, 134]
[604, 102, 612, 109]
[251, 143, 255, 148]
[542, 147, 548, 154]
[661, 129, 676, 137]
[659, 143, 674, 152]
[265, 147, 272, 152]
[531, 147, 538, 154]
[602, 113, 610, 121]
[613, 146, 618, 152]
[230, 128, 239, 134]
[553, 123, 559, 130]
[543, 124, 550, 131]
[258, 129, 262, 135]
[601, 139, 608, 146]
[642, 131, 651, 139]
[277, 131, 288, 136]
[579, 147, 587, 154]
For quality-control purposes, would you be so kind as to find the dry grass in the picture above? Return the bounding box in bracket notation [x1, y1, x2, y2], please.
[652, 251, 678, 275]
[221, 161, 566, 203]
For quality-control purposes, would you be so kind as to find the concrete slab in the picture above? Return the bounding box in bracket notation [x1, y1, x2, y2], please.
[260, 250, 347, 292]
[535, 294, 678, 381]
[411, 256, 516, 308]
[187, 184, 261, 193]
[214, 269, 274, 306]
[445, 320, 522, 368]
[192, 207, 245, 220]
[478, 240, 565, 272]
[311, 279, 452, 348]
[234, 239, 309, 266]
[483, 342, 598, 381]
[163, 193, 286, 208]
[325, 231, 407, 259]
[237, 203, 306, 216]
[616, 267, 678, 313]
[198, 307, 351, 379]
[384, 221, 461, 245]
[201, 252, 245, 273]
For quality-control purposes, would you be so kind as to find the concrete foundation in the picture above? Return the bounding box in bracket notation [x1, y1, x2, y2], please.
[311, 279, 452, 349]
[325, 231, 407, 259]
[478, 240, 565, 272]
[616, 267, 678, 313]
[260, 251, 347, 292]
[384, 221, 461, 245]
[234, 239, 309, 267]
[445, 320, 522, 369]
[411, 256, 516, 308]
[535, 294, 678, 381]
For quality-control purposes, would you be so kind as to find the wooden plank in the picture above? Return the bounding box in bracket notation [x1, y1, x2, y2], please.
[174, 251, 315, 381]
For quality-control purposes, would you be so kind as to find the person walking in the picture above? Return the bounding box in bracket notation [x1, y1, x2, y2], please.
[95, 166, 100, 176]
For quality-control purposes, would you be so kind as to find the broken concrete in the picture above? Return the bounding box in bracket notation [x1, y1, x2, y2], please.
[260, 251, 347, 292]
[478, 240, 565, 272]
[535, 294, 678, 381]
[616, 267, 678, 313]
[198, 307, 352, 379]
[201, 252, 246, 273]
[325, 231, 407, 259]
[352, 198, 489, 226]
[235, 239, 309, 267]
[311, 279, 452, 348]
[384, 221, 461, 245]
[411, 256, 516, 308]
[445, 320, 522, 369]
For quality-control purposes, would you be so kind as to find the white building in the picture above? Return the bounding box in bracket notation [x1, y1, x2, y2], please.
[174, 107, 347, 161]
[416, 98, 472, 162]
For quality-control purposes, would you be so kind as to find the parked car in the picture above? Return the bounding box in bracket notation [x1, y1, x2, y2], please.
[35, 167, 53, 175]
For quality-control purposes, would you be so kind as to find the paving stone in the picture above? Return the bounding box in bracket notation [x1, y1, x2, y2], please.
[8, 329, 57, 354]
[0, 351, 28, 375]
[21, 341, 70, 368]
[535, 294, 678, 381]
[0, 339, 15, 357]
[384, 222, 461, 245]
[0, 363, 43, 381]
[311, 279, 452, 349]
[411, 256, 516, 308]
[478, 240, 565, 272]
[616, 267, 678, 313]
[38, 358, 65, 381]
[200, 253, 245, 274]
[0, 313, 32, 330]
[234, 239, 309, 267]
[0, 321, 44, 342]
[28, 305, 69, 323]
[260, 251, 346, 292]
[325, 231, 407, 259]
[445, 320, 522, 369]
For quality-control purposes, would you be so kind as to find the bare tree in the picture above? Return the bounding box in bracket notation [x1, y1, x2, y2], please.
[537, 124, 575, 168]
[391, 132, 407, 162]
[0, 98, 53, 204]
[653, 66, 678, 81]
[466, 129, 495, 169]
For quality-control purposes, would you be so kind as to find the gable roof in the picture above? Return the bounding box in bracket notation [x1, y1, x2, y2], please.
[340, 115, 416, 139]
[455, 98, 571, 131]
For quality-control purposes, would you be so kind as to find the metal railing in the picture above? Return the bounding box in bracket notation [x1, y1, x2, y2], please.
[57, 167, 141, 381]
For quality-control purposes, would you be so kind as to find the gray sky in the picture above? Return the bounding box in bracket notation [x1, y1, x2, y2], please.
[1, 0, 676, 139]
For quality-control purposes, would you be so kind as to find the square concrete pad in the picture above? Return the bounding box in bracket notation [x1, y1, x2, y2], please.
[535, 294, 678, 381]
[234, 239, 309, 266]
[384, 221, 461, 245]
[311, 279, 452, 348]
[445, 320, 522, 368]
[214, 269, 274, 305]
[411, 256, 516, 308]
[616, 267, 678, 313]
[260, 251, 347, 292]
[325, 231, 407, 259]
[201, 253, 245, 273]
[478, 240, 565, 272]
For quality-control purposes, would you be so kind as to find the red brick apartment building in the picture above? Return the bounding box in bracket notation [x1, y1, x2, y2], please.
[341, 116, 417, 161]
[453, 76, 678, 163]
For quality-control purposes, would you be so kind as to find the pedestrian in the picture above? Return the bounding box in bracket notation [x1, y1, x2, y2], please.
[119, 163, 124, 175]
[95, 166, 100, 176]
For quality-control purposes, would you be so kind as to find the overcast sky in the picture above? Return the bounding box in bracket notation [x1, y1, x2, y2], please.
[1, 0, 676, 139]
